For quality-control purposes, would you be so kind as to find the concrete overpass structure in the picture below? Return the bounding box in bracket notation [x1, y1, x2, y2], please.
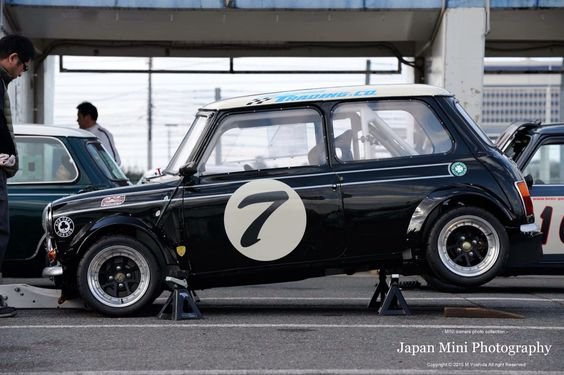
[2, 0, 564, 126]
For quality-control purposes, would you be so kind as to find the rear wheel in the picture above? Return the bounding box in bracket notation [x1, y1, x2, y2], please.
[421, 273, 476, 293]
[425, 207, 508, 288]
[77, 235, 162, 316]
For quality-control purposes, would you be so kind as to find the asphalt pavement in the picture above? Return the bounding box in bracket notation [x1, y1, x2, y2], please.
[1, 274, 564, 374]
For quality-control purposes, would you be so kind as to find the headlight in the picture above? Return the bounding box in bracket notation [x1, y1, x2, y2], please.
[42, 203, 53, 233]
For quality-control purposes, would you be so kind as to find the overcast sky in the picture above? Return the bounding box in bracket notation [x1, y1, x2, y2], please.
[52, 56, 412, 172]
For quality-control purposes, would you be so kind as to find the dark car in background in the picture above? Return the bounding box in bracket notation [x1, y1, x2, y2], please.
[42, 84, 541, 317]
[3, 124, 129, 277]
[498, 121, 564, 274]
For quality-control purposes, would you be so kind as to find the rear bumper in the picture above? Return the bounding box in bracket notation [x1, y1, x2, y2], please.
[506, 223, 543, 267]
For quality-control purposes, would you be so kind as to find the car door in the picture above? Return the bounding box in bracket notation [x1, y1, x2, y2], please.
[328, 99, 456, 257]
[519, 137, 564, 258]
[181, 107, 345, 276]
[6, 135, 84, 263]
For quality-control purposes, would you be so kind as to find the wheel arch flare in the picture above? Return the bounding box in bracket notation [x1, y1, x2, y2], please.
[406, 186, 514, 256]
[73, 215, 177, 268]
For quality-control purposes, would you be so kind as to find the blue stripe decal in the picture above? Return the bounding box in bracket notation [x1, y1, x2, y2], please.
[531, 185, 564, 198]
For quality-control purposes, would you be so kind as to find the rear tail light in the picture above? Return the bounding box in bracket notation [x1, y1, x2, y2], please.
[515, 180, 534, 217]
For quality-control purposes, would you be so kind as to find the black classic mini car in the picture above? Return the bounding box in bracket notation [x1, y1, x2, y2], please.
[4, 125, 129, 277]
[42, 84, 541, 316]
[498, 121, 564, 273]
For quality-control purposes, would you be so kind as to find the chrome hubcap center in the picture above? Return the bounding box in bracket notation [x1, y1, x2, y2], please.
[461, 241, 473, 252]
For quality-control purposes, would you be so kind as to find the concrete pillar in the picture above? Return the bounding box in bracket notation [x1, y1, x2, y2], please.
[34, 56, 55, 124]
[8, 65, 34, 124]
[0, 41, 43, 125]
[5, 54, 54, 125]
[425, 7, 486, 125]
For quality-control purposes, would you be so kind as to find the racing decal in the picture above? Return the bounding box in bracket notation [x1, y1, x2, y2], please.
[449, 162, 468, 177]
[224, 179, 307, 261]
[274, 89, 376, 103]
[246, 97, 272, 106]
[101, 195, 126, 207]
[532, 197, 564, 255]
[176, 245, 187, 257]
[244, 89, 377, 106]
[54, 216, 74, 238]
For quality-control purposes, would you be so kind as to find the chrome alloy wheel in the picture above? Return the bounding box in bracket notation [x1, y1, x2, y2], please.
[86, 246, 151, 308]
[437, 215, 500, 277]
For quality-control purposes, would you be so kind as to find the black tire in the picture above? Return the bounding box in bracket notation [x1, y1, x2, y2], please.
[425, 207, 508, 288]
[77, 235, 162, 316]
[421, 273, 476, 293]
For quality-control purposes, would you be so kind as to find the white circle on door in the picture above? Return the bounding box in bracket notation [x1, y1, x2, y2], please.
[224, 179, 307, 261]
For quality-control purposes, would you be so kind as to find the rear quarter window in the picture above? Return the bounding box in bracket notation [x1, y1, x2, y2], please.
[9, 136, 78, 184]
[331, 99, 452, 162]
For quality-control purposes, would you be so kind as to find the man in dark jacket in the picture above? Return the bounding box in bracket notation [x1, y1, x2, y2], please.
[0, 34, 35, 318]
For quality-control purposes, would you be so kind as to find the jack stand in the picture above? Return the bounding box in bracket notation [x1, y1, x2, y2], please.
[368, 271, 389, 309]
[158, 276, 202, 320]
[368, 272, 411, 316]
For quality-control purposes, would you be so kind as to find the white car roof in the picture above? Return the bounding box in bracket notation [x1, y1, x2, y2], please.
[202, 84, 452, 111]
[14, 124, 96, 138]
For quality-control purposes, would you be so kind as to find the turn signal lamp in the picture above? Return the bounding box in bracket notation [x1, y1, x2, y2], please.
[45, 237, 57, 263]
[47, 249, 57, 263]
[515, 180, 534, 218]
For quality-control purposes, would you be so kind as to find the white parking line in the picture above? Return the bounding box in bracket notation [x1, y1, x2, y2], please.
[0, 369, 560, 375]
[195, 296, 564, 302]
[2, 323, 564, 331]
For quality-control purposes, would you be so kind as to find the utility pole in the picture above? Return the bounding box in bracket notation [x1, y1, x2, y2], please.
[147, 57, 153, 170]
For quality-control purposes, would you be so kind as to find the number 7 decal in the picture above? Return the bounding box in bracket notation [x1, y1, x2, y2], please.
[225, 179, 307, 261]
[238, 191, 289, 247]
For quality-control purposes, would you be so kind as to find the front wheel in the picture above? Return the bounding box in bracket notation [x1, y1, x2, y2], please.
[77, 235, 162, 316]
[425, 207, 508, 288]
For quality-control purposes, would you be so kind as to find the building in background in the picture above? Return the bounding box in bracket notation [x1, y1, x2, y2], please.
[482, 58, 562, 138]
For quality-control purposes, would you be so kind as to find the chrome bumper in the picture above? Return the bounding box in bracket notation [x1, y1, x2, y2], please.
[520, 223, 540, 235]
[42, 265, 63, 277]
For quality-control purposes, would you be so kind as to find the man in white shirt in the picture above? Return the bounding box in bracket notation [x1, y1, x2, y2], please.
[76, 101, 121, 166]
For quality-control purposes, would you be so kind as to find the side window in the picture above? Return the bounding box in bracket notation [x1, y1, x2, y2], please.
[9, 136, 78, 184]
[201, 108, 324, 175]
[524, 144, 564, 185]
[331, 100, 452, 162]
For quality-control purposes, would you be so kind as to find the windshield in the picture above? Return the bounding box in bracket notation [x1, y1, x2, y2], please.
[165, 112, 213, 174]
[455, 102, 495, 147]
[87, 142, 129, 182]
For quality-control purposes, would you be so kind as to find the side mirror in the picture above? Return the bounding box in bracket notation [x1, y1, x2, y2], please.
[179, 162, 197, 177]
[524, 174, 534, 189]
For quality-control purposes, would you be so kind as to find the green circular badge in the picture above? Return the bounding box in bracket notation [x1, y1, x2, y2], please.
[450, 162, 467, 177]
